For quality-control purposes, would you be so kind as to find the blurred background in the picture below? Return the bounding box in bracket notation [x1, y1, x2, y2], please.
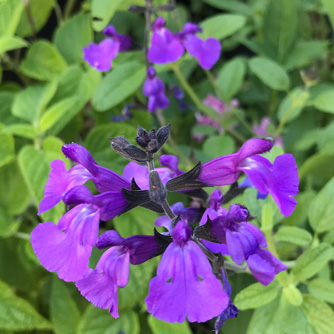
[0, 0, 334, 333]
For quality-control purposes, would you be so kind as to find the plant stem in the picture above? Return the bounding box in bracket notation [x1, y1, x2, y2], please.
[64, 0, 76, 20]
[54, 1, 63, 25]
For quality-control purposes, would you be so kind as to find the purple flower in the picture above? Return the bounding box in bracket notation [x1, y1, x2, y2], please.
[209, 205, 287, 285]
[38, 159, 92, 215]
[76, 230, 160, 318]
[203, 95, 226, 113]
[145, 220, 229, 323]
[31, 204, 100, 282]
[83, 26, 131, 72]
[147, 17, 184, 64]
[199, 138, 299, 216]
[143, 67, 169, 113]
[181, 23, 221, 70]
[148, 18, 221, 69]
[253, 117, 283, 147]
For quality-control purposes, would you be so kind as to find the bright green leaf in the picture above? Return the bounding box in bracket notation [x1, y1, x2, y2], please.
[92, 62, 146, 112]
[249, 57, 290, 91]
[283, 284, 303, 306]
[299, 154, 334, 181]
[0, 36, 27, 54]
[148, 315, 192, 334]
[54, 13, 93, 64]
[322, 0, 334, 31]
[302, 295, 334, 334]
[0, 123, 39, 139]
[291, 244, 332, 282]
[199, 14, 246, 40]
[261, 202, 274, 232]
[202, 134, 235, 160]
[217, 58, 246, 100]
[308, 279, 334, 305]
[0, 130, 14, 168]
[50, 277, 80, 334]
[274, 227, 312, 247]
[234, 282, 279, 310]
[0, 280, 52, 330]
[313, 90, 334, 114]
[21, 40, 67, 81]
[0, 0, 24, 36]
[91, 0, 124, 31]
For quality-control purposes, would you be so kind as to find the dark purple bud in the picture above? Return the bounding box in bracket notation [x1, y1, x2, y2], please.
[149, 171, 167, 205]
[128, 4, 146, 13]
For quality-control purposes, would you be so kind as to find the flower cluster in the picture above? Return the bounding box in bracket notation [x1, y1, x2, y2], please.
[31, 124, 298, 329]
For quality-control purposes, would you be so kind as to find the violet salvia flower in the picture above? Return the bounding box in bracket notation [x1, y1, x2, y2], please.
[146, 220, 229, 323]
[76, 230, 160, 318]
[31, 203, 100, 282]
[147, 17, 184, 64]
[83, 25, 131, 72]
[215, 270, 238, 333]
[143, 67, 169, 113]
[209, 204, 287, 285]
[199, 138, 299, 216]
[38, 159, 92, 215]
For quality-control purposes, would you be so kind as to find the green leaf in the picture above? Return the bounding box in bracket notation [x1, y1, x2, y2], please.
[262, 0, 298, 60]
[203, 0, 253, 16]
[21, 40, 67, 81]
[199, 14, 246, 40]
[0, 0, 24, 36]
[282, 284, 303, 306]
[0, 123, 39, 139]
[322, 0, 334, 30]
[308, 178, 334, 233]
[202, 134, 235, 160]
[40, 96, 79, 131]
[0, 131, 14, 168]
[299, 154, 334, 181]
[249, 57, 290, 91]
[217, 58, 246, 100]
[277, 87, 309, 123]
[50, 277, 80, 334]
[18, 145, 49, 206]
[16, 0, 55, 37]
[284, 41, 327, 70]
[0, 280, 52, 330]
[261, 202, 274, 232]
[12, 82, 57, 124]
[42, 136, 70, 167]
[274, 227, 312, 247]
[302, 295, 334, 334]
[291, 244, 332, 282]
[77, 307, 139, 334]
[0, 36, 27, 54]
[234, 282, 279, 310]
[308, 279, 334, 304]
[247, 295, 315, 334]
[54, 13, 93, 64]
[92, 62, 146, 112]
[0, 162, 30, 215]
[313, 90, 334, 114]
[317, 121, 334, 154]
[91, 0, 124, 31]
[0, 206, 21, 238]
[148, 315, 192, 334]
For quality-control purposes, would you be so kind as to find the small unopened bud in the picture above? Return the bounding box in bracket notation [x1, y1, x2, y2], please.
[149, 171, 167, 205]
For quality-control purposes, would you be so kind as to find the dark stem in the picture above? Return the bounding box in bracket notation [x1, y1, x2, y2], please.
[162, 200, 176, 220]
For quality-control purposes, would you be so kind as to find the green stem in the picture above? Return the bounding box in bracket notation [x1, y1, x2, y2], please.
[64, 0, 76, 20]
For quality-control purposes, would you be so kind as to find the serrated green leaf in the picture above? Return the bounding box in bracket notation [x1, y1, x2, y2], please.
[0, 0, 24, 36]
[0, 280, 52, 330]
[313, 90, 334, 114]
[199, 14, 246, 40]
[249, 57, 290, 91]
[291, 244, 332, 282]
[217, 58, 246, 100]
[50, 277, 80, 334]
[302, 295, 334, 334]
[54, 12, 93, 64]
[16, 0, 55, 37]
[308, 177, 334, 233]
[308, 279, 334, 304]
[92, 62, 146, 112]
[18, 145, 49, 206]
[0, 162, 30, 215]
[148, 315, 192, 334]
[77, 307, 139, 334]
[234, 282, 279, 310]
[21, 40, 67, 81]
[274, 227, 312, 247]
[0, 36, 27, 54]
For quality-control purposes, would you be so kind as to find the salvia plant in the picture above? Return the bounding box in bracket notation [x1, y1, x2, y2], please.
[1, 0, 334, 333]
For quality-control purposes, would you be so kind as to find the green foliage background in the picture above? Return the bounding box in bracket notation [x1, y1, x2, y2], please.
[0, 0, 334, 333]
